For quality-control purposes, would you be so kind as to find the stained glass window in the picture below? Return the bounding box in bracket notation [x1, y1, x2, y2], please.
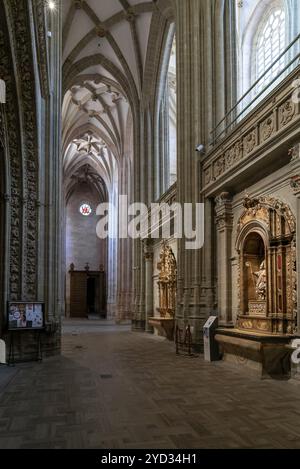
[79, 203, 92, 216]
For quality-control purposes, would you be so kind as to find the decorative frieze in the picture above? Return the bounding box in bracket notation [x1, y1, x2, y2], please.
[243, 129, 257, 154]
[260, 114, 275, 142]
[279, 99, 296, 128]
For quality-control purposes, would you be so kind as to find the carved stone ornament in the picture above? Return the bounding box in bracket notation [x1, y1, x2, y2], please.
[289, 143, 300, 162]
[215, 191, 232, 208]
[290, 175, 300, 193]
[279, 99, 296, 127]
[238, 195, 296, 234]
[0, 1, 39, 300]
[214, 156, 225, 178]
[243, 130, 256, 154]
[260, 115, 274, 141]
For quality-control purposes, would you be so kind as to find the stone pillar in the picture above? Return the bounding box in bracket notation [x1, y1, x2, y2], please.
[144, 241, 154, 333]
[132, 239, 146, 331]
[175, 0, 205, 343]
[215, 192, 233, 326]
[200, 197, 216, 316]
[174, 0, 236, 348]
[289, 143, 300, 333]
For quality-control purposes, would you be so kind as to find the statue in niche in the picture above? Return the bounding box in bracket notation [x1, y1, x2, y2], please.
[254, 260, 267, 300]
[157, 243, 177, 318]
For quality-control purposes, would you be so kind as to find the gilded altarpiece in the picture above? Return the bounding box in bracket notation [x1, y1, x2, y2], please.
[157, 243, 177, 318]
[236, 196, 297, 334]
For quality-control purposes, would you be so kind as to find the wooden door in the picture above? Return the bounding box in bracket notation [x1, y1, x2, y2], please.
[70, 272, 87, 317]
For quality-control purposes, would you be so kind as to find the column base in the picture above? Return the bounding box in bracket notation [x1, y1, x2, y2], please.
[148, 317, 174, 341]
[132, 320, 145, 331]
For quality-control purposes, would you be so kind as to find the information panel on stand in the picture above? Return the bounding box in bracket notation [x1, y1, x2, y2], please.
[8, 302, 44, 331]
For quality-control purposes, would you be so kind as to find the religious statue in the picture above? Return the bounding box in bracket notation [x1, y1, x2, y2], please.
[253, 260, 267, 300]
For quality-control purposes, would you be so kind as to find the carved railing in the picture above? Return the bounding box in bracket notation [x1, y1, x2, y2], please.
[203, 65, 300, 193]
[211, 33, 300, 144]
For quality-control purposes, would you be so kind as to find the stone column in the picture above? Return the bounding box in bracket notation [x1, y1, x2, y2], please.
[175, 0, 205, 342]
[144, 241, 154, 333]
[289, 143, 300, 333]
[215, 192, 233, 326]
[174, 0, 236, 348]
[200, 197, 216, 317]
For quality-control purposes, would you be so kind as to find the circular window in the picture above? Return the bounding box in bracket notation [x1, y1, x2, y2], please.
[79, 203, 92, 216]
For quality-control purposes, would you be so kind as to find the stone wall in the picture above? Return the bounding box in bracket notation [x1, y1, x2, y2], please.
[66, 184, 106, 272]
[0, 0, 62, 360]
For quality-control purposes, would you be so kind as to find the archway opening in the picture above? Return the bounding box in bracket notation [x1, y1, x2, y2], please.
[243, 232, 266, 314]
[64, 162, 109, 319]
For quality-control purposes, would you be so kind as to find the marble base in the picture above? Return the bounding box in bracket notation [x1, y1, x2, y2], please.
[148, 317, 175, 341]
[215, 328, 294, 379]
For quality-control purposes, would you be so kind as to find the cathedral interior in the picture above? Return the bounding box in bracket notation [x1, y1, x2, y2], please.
[1, 0, 300, 451]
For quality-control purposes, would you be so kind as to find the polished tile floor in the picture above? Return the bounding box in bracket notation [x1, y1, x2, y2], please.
[1, 322, 300, 449]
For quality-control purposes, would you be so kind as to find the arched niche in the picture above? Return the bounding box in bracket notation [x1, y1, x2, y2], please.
[241, 230, 267, 315]
[236, 196, 297, 334]
[157, 243, 177, 318]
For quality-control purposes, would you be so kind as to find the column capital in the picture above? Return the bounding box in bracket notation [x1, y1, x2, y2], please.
[215, 191, 232, 208]
[290, 175, 300, 197]
[143, 239, 153, 261]
[144, 252, 153, 262]
[215, 192, 233, 230]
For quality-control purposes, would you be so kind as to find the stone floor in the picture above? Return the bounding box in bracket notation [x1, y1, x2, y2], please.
[1, 322, 300, 449]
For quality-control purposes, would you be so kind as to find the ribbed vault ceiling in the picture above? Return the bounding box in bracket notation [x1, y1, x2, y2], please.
[62, 0, 157, 191]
